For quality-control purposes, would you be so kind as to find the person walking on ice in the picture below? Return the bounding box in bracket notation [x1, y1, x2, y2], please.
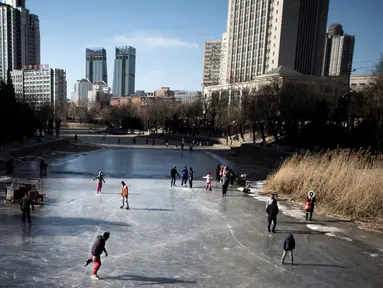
[305, 190, 316, 221]
[281, 234, 295, 265]
[170, 166, 180, 186]
[188, 167, 194, 188]
[120, 181, 129, 209]
[20, 191, 34, 224]
[203, 172, 212, 191]
[85, 232, 110, 280]
[93, 171, 105, 194]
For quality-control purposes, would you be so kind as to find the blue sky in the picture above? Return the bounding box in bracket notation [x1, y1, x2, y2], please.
[27, 0, 383, 99]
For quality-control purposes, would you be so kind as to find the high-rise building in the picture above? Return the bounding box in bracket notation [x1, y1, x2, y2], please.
[202, 40, 221, 88]
[112, 46, 136, 96]
[86, 48, 108, 84]
[73, 78, 92, 105]
[224, 0, 329, 84]
[219, 32, 229, 85]
[11, 67, 67, 109]
[0, 0, 40, 81]
[322, 24, 355, 76]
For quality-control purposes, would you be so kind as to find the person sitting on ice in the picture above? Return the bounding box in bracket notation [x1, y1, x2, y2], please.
[203, 172, 212, 191]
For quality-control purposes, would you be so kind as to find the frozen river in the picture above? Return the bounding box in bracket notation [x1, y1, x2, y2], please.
[0, 148, 382, 287]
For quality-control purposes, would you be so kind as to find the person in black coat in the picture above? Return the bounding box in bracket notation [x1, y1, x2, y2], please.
[281, 234, 295, 265]
[266, 198, 279, 233]
[188, 167, 194, 188]
[170, 166, 180, 186]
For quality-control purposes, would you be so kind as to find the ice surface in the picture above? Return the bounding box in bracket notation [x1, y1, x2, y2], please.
[0, 148, 382, 287]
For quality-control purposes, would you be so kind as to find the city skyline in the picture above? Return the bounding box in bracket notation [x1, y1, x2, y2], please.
[14, 0, 383, 99]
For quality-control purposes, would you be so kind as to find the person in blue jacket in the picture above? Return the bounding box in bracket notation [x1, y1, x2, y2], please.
[281, 234, 295, 265]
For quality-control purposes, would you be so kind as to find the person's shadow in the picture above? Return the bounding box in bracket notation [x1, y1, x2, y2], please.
[101, 274, 197, 285]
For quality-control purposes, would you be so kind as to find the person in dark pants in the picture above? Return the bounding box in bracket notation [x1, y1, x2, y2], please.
[120, 181, 129, 209]
[20, 192, 34, 224]
[216, 163, 221, 182]
[74, 134, 78, 143]
[43, 162, 48, 176]
[222, 167, 230, 196]
[117, 138, 121, 145]
[85, 232, 110, 280]
[39, 159, 44, 176]
[133, 138, 136, 144]
[181, 166, 188, 187]
[146, 138, 149, 144]
[170, 166, 180, 186]
[305, 191, 316, 221]
[281, 234, 295, 265]
[152, 139, 155, 146]
[266, 198, 279, 233]
[188, 167, 194, 188]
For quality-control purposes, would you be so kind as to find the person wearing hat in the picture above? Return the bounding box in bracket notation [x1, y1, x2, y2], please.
[93, 171, 105, 194]
[305, 191, 316, 221]
[85, 232, 110, 280]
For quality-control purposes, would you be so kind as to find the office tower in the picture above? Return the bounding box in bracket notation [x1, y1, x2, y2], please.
[224, 0, 329, 83]
[219, 32, 229, 85]
[112, 46, 136, 96]
[0, 0, 40, 81]
[11, 67, 67, 109]
[202, 40, 221, 88]
[73, 78, 92, 105]
[86, 48, 108, 84]
[322, 24, 355, 76]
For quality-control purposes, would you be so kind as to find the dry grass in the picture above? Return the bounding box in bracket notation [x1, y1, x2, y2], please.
[265, 149, 383, 226]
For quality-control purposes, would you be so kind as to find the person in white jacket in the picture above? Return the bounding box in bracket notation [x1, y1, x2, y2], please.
[203, 172, 212, 191]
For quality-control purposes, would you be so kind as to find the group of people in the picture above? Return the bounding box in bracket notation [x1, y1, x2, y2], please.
[264, 190, 317, 265]
[170, 166, 194, 188]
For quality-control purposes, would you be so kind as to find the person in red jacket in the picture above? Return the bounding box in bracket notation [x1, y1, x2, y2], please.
[85, 232, 110, 279]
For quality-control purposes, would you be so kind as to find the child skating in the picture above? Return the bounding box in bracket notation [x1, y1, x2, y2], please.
[120, 181, 129, 209]
[85, 232, 110, 280]
[93, 171, 105, 194]
[203, 172, 213, 191]
[281, 234, 295, 265]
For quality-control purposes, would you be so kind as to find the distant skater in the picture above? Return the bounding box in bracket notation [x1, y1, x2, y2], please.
[281, 234, 295, 265]
[93, 171, 105, 194]
[43, 162, 48, 176]
[20, 191, 34, 224]
[39, 159, 45, 176]
[181, 166, 188, 187]
[117, 138, 121, 145]
[203, 172, 212, 191]
[85, 232, 110, 280]
[74, 134, 78, 143]
[189, 167, 194, 188]
[120, 181, 129, 209]
[152, 139, 155, 146]
[216, 163, 221, 182]
[305, 191, 316, 221]
[133, 138, 136, 144]
[222, 167, 230, 196]
[170, 166, 180, 186]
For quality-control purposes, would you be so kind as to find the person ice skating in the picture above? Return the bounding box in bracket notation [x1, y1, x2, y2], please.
[117, 138, 121, 145]
[120, 181, 129, 209]
[43, 162, 48, 176]
[305, 191, 316, 221]
[85, 232, 110, 280]
[189, 143, 193, 152]
[170, 166, 180, 186]
[266, 198, 279, 233]
[165, 140, 169, 147]
[181, 166, 188, 187]
[222, 167, 230, 196]
[74, 134, 78, 143]
[146, 138, 149, 145]
[152, 139, 155, 146]
[189, 167, 194, 188]
[281, 234, 295, 265]
[216, 163, 221, 182]
[203, 172, 212, 191]
[93, 171, 105, 194]
[39, 159, 45, 176]
[133, 138, 136, 144]
[20, 191, 34, 224]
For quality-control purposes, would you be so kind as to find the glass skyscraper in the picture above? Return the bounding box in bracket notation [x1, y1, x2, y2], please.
[86, 48, 107, 84]
[113, 46, 136, 96]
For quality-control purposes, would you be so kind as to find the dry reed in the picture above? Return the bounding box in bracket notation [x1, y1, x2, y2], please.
[265, 149, 383, 223]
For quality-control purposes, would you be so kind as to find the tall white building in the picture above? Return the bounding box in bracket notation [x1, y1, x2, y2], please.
[0, 0, 40, 81]
[73, 78, 92, 105]
[219, 32, 229, 84]
[10, 67, 67, 109]
[322, 24, 355, 76]
[202, 40, 222, 88]
[224, 0, 329, 84]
